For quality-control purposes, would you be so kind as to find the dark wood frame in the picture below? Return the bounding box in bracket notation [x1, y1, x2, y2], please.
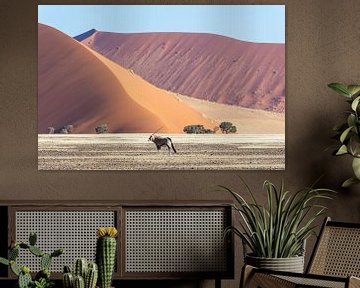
[0, 201, 234, 283]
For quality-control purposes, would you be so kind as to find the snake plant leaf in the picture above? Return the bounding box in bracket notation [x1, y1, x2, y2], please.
[347, 85, 360, 97]
[340, 126, 353, 143]
[352, 157, 360, 179]
[336, 144, 348, 155]
[351, 96, 360, 111]
[342, 177, 360, 188]
[328, 83, 351, 97]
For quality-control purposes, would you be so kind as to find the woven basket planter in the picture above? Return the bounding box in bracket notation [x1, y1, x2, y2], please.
[245, 254, 305, 273]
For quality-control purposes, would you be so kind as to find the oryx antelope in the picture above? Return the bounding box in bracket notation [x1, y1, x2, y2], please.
[148, 134, 177, 155]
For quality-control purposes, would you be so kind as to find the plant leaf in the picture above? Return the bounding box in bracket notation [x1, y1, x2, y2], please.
[352, 157, 360, 179]
[347, 85, 360, 97]
[336, 145, 348, 155]
[340, 126, 353, 143]
[342, 177, 360, 188]
[352, 96, 360, 111]
[328, 83, 351, 97]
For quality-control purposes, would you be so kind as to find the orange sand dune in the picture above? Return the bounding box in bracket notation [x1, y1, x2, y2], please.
[78, 30, 285, 113]
[38, 24, 214, 133]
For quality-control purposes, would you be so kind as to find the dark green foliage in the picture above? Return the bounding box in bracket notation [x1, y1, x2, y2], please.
[29, 246, 44, 257]
[74, 258, 87, 279]
[0, 233, 63, 288]
[50, 249, 63, 258]
[63, 259, 98, 288]
[19, 270, 32, 288]
[183, 124, 215, 134]
[63, 272, 74, 288]
[19, 243, 30, 249]
[0, 257, 9, 266]
[29, 233, 37, 246]
[35, 268, 50, 282]
[74, 275, 85, 288]
[95, 124, 109, 134]
[9, 247, 19, 260]
[85, 263, 98, 288]
[10, 260, 20, 276]
[221, 178, 335, 258]
[229, 125, 237, 133]
[40, 254, 52, 270]
[219, 121, 237, 134]
[32, 277, 54, 288]
[328, 83, 360, 187]
[63, 265, 72, 274]
[96, 236, 116, 288]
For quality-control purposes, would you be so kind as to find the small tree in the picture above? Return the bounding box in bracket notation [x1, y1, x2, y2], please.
[95, 124, 108, 134]
[219, 122, 237, 134]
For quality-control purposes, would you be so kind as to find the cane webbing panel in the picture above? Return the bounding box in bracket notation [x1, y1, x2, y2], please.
[309, 226, 360, 277]
[125, 210, 227, 273]
[15, 211, 115, 272]
[277, 275, 345, 288]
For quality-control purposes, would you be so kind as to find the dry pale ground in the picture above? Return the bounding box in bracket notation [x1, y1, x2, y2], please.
[174, 94, 285, 134]
[38, 134, 285, 170]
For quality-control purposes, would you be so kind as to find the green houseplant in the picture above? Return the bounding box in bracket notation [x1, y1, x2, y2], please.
[0, 232, 63, 288]
[328, 83, 360, 187]
[222, 179, 334, 272]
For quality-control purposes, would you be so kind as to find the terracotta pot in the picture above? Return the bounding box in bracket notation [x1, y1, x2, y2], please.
[245, 254, 305, 273]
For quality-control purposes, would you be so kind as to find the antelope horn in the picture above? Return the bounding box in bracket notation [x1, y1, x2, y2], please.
[150, 126, 163, 136]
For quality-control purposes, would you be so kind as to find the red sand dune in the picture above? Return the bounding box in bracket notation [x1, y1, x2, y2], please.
[79, 30, 285, 112]
[38, 24, 215, 133]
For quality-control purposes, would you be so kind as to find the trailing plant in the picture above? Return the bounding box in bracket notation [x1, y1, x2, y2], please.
[221, 179, 335, 258]
[0, 232, 63, 288]
[96, 227, 118, 288]
[62, 258, 98, 288]
[328, 83, 360, 187]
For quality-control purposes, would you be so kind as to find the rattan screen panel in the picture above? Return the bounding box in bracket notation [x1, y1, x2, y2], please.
[125, 210, 227, 273]
[311, 226, 360, 277]
[15, 211, 115, 272]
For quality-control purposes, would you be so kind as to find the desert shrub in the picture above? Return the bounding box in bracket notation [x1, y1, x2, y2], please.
[219, 122, 237, 134]
[95, 124, 109, 134]
[64, 125, 73, 133]
[47, 127, 55, 134]
[183, 125, 214, 134]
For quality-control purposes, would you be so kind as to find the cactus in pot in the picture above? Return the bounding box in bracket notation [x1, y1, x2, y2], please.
[96, 227, 118, 288]
[62, 260, 98, 288]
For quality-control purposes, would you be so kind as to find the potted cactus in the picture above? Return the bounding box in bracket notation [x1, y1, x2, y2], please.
[0, 232, 63, 288]
[96, 227, 118, 288]
[62, 258, 98, 288]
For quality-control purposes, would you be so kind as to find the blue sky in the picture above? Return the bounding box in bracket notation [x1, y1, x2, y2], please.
[38, 5, 285, 43]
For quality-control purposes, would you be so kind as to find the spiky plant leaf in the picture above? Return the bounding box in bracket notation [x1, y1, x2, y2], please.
[328, 83, 352, 97]
[221, 180, 335, 258]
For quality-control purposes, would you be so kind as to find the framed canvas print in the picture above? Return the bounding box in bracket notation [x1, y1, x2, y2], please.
[37, 5, 285, 170]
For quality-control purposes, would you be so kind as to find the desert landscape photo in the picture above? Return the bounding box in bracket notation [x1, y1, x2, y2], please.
[38, 5, 285, 170]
